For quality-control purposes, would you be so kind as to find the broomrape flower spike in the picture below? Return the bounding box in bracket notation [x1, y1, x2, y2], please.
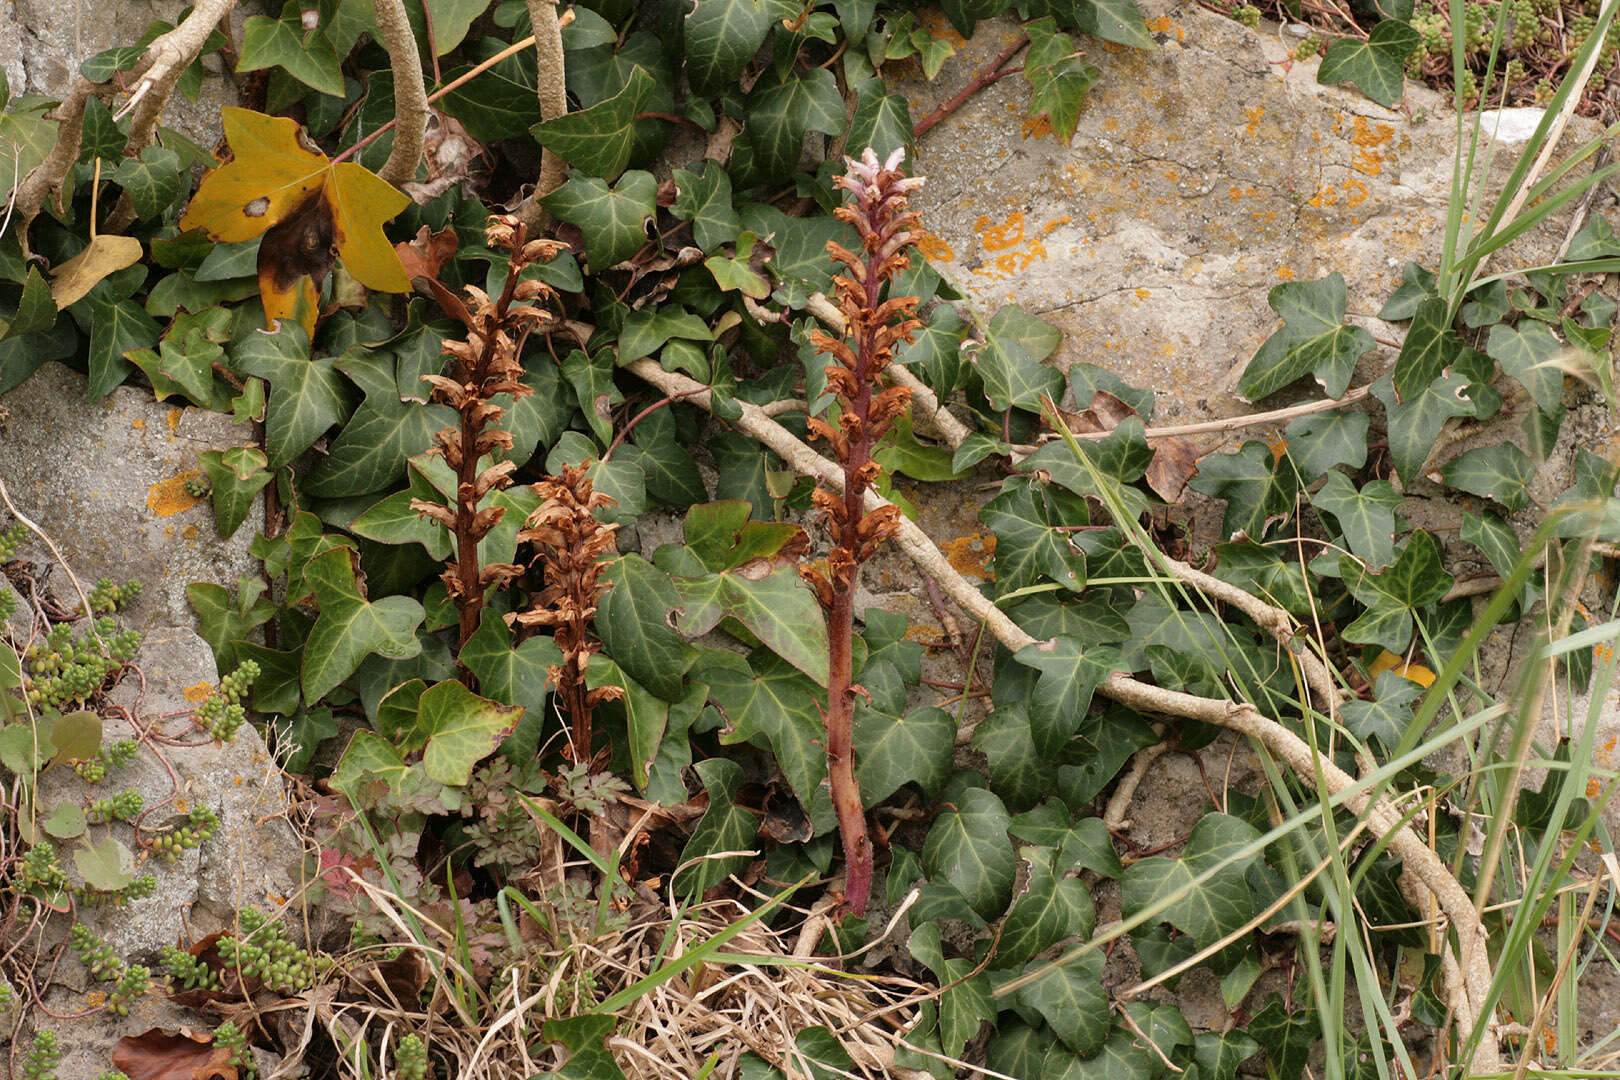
[803, 147, 925, 917]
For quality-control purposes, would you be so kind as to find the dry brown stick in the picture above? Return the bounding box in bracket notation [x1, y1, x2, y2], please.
[516, 0, 568, 230]
[9, 81, 104, 252]
[624, 356, 1499, 1075]
[373, 0, 429, 188]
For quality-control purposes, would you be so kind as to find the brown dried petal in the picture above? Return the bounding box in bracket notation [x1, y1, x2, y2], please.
[411, 499, 456, 528]
[805, 417, 849, 459]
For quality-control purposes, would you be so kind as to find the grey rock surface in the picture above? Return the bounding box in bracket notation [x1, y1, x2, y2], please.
[1, 0, 238, 147]
[0, 360, 263, 634]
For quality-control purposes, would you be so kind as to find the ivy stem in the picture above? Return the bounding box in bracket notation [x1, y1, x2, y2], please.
[911, 34, 1030, 139]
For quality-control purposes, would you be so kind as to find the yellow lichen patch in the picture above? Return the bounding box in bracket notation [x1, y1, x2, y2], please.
[1277, 265, 1295, 280]
[147, 471, 205, 517]
[1244, 104, 1266, 136]
[1307, 182, 1338, 207]
[977, 211, 1026, 252]
[1041, 214, 1071, 234]
[916, 232, 955, 263]
[131, 417, 146, 430]
[1134, 287, 1151, 300]
[164, 406, 183, 433]
[1343, 176, 1370, 208]
[184, 681, 215, 703]
[1103, 116, 1120, 132]
[1144, 15, 1186, 41]
[183, 524, 199, 541]
[916, 8, 967, 46]
[1021, 115, 1053, 139]
[1349, 116, 1395, 176]
[940, 532, 996, 580]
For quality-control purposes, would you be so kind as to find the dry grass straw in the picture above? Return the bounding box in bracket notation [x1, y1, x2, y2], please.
[333, 876, 933, 1080]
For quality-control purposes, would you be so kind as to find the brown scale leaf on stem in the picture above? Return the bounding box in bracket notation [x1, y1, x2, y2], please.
[808, 148, 927, 918]
[510, 464, 620, 767]
[413, 212, 566, 669]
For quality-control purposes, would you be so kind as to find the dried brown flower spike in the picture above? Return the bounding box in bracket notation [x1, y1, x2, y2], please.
[413, 213, 567, 661]
[511, 464, 622, 767]
[803, 148, 926, 916]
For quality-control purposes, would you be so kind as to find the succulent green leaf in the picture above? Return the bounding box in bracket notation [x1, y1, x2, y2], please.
[404, 0, 484, 55]
[1237, 273, 1372, 400]
[672, 557, 828, 686]
[1046, 1028, 1158, 1080]
[301, 546, 425, 702]
[304, 353, 456, 499]
[1317, 18, 1419, 107]
[1378, 261, 1438, 320]
[78, 96, 127, 163]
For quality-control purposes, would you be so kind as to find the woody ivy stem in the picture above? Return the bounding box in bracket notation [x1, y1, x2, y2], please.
[804, 149, 925, 917]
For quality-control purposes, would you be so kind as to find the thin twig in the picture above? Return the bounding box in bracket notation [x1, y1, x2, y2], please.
[912, 35, 1031, 140]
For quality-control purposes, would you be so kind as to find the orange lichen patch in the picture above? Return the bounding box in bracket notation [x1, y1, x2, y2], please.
[1145, 15, 1186, 41]
[1041, 214, 1071, 234]
[1343, 176, 1370, 207]
[1349, 116, 1395, 176]
[916, 232, 955, 262]
[183, 524, 199, 541]
[976, 211, 1026, 252]
[1307, 182, 1339, 207]
[1134, 287, 1151, 300]
[903, 623, 940, 645]
[184, 682, 214, 703]
[1588, 778, 1604, 798]
[1277, 266, 1295, 280]
[940, 532, 996, 580]
[1103, 116, 1120, 132]
[165, 406, 183, 433]
[1158, 341, 1177, 357]
[1253, 209, 1279, 226]
[147, 471, 205, 517]
[1102, 40, 1125, 53]
[131, 417, 146, 429]
[1021, 115, 1053, 139]
[916, 8, 967, 46]
[1244, 104, 1265, 136]
[1267, 437, 1288, 462]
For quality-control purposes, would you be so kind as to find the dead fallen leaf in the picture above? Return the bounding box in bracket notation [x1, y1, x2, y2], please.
[111, 1027, 236, 1080]
[394, 225, 459, 282]
[1055, 390, 1200, 503]
[50, 234, 144, 309]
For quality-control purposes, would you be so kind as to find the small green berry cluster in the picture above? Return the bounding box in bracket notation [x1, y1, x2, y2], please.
[194, 660, 259, 742]
[69, 923, 122, 979]
[216, 908, 326, 993]
[159, 944, 221, 991]
[23, 619, 141, 708]
[0, 980, 13, 1007]
[88, 788, 143, 824]
[145, 805, 218, 863]
[107, 964, 151, 1015]
[75, 738, 137, 784]
[22, 841, 68, 895]
[85, 578, 142, 616]
[394, 1034, 429, 1080]
[213, 1021, 255, 1079]
[1236, 4, 1261, 27]
[0, 587, 16, 623]
[184, 476, 212, 499]
[73, 873, 157, 907]
[0, 522, 25, 562]
[1295, 34, 1323, 59]
[95, 1073, 131, 1080]
[22, 1030, 58, 1080]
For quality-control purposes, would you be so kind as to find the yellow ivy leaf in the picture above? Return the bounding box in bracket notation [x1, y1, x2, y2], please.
[50, 234, 144, 309]
[179, 107, 411, 329]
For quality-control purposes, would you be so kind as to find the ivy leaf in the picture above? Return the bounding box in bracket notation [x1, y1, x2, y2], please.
[1188, 441, 1300, 541]
[1340, 531, 1453, 652]
[302, 546, 426, 702]
[188, 579, 276, 673]
[405, 0, 485, 56]
[232, 323, 351, 469]
[733, 68, 846, 184]
[1210, 541, 1312, 616]
[706, 652, 825, 812]
[1121, 814, 1261, 962]
[542, 170, 657, 271]
[846, 79, 914, 161]
[672, 559, 829, 686]
[111, 146, 182, 220]
[988, 1021, 1054, 1080]
[415, 679, 521, 786]
[537, 1015, 628, 1080]
[1249, 998, 1320, 1080]
[998, 847, 1096, 965]
[1378, 261, 1438, 320]
[618, 305, 714, 366]
[1311, 472, 1401, 569]
[1193, 1031, 1262, 1080]
[980, 476, 1087, 597]
[1237, 273, 1373, 400]
[1046, 1028, 1158, 1080]
[1012, 637, 1118, 756]
[922, 786, 1015, 920]
[1072, 0, 1156, 48]
[1485, 321, 1563, 417]
[908, 922, 996, 1056]
[972, 309, 1065, 411]
[676, 758, 757, 898]
[973, 704, 1053, 811]
[1393, 298, 1462, 401]
[597, 554, 692, 702]
[238, 1, 346, 96]
[1439, 443, 1532, 511]
[198, 446, 273, 539]
[1283, 409, 1369, 479]
[1, 266, 54, 342]
[1025, 18, 1102, 142]
[684, 0, 777, 94]
[1317, 18, 1420, 107]
[588, 657, 672, 792]
[855, 704, 954, 806]
[67, 269, 159, 400]
[532, 66, 655, 178]
[1343, 670, 1422, 750]
[671, 161, 740, 253]
[304, 351, 455, 499]
[1373, 370, 1475, 482]
[1015, 948, 1110, 1056]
